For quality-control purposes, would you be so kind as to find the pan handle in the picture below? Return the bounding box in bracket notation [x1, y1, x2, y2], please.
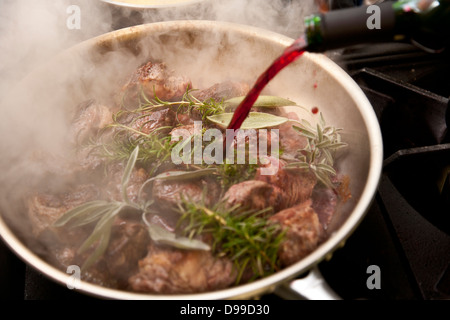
[273, 266, 342, 300]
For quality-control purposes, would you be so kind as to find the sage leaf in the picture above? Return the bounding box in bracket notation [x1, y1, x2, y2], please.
[81, 218, 113, 271]
[207, 112, 288, 129]
[121, 145, 139, 203]
[292, 125, 316, 140]
[148, 224, 210, 251]
[284, 162, 311, 171]
[224, 95, 297, 109]
[66, 203, 119, 229]
[78, 203, 124, 254]
[53, 200, 111, 227]
[147, 168, 218, 182]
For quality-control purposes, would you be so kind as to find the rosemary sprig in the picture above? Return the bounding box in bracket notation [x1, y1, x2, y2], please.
[214, 162, 258, 190]
[176, 199, 285, 284]
[286, 113, 347, 187]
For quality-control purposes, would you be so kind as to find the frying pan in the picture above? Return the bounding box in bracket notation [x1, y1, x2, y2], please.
[0, 20, 383, 300]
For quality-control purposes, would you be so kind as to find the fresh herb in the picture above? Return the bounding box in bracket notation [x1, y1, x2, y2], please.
[224, 95, 297, 110]
[214, 162, 258, 190]
[286, 113, 347, 187]
[53, 146, 142, 270]
[146, 223, 211, 251]
[126, 86, 225, 121]
[176, 199, 285, 284]
[207, 112, 289, 129]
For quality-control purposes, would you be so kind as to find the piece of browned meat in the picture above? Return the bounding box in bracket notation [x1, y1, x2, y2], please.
[121, 61, 191, 105]
[255, 156, 316, 210]
[152, 176, 221, 214]
[130, 108, 177, 137]
[269, 200, 324, 267]
[70, 99, 112, 146]
[45, 218, 150, 290]
[26, 184, 101, 239]
[128, 244, 236, 294]
[193, 81, 249, 102]
[278, 122, 308, 159]
[223, 180, 280, 213]
[311, 187, 338, 230]
[104, 164, 149, 203]
[101, 219, 150, 286]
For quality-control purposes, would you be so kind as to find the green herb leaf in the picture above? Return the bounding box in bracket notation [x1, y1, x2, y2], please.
[121, 145, 139, 203]
[78, 203, 124, 254]
[207, 112, 288, 129]
[80, 218, 114, 271]
[66, 202, 119, 229]
[53, 200, 111, 227]
[147, 168, 218, 182]
[224, 95, 297, 109]
[148, 224, 210, 251]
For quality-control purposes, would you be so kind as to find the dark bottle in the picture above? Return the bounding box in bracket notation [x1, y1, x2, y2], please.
[304, 0, 450, 53]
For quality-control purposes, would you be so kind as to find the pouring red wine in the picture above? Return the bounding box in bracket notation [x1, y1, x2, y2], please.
[226, 0, 450, 134]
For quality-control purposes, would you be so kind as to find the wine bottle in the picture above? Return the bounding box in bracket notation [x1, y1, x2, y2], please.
[304, 0, 450, 53]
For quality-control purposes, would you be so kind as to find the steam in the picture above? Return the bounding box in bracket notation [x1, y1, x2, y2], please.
[0, 0, 318, 257]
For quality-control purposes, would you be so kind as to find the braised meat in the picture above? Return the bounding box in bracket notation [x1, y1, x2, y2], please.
[102, 220, 150, 284]
[70, 99, 112, 145]
[129, 244, 236, 294]
[104, 164, 149, 203]
[121, 61, 191, 104]
[193, 81, 250, 102]
[152, 175, 221, 213]
[269, 200, 324, 267]
[312, 187, 338, 229]
[255, 156, 316, 210]
[130, 108, 177, 137]
[278, 122, 308, 158]
[223, 180, 280, 213]
[27, 183, 100, 239]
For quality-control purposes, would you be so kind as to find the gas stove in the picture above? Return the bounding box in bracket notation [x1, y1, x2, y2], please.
[317, 42, 450, 300]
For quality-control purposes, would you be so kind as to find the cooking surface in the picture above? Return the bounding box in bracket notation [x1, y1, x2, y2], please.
[1, 1, 449, 300]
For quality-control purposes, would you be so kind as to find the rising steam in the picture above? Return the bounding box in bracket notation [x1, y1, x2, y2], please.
[0, 0, 318, 254]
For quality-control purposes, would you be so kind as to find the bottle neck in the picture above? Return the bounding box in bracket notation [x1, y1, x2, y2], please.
[304, 0, 450, 53]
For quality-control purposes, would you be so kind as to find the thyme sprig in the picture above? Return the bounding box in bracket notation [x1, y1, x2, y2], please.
[286, 113, 347, 187]
[176, 199, 285, 284]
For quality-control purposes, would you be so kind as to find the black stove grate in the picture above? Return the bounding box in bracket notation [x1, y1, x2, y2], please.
[318, 42, 450, 300]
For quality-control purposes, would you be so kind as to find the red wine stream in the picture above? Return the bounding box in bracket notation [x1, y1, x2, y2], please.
[226, 35, 308, 132]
